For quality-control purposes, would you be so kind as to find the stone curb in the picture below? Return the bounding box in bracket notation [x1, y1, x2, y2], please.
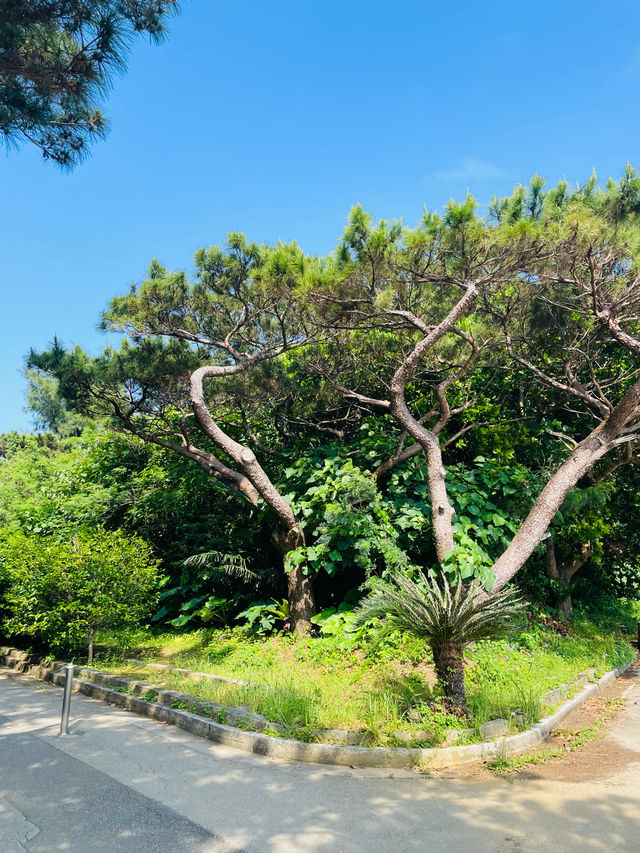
[0, 648, 634, 769]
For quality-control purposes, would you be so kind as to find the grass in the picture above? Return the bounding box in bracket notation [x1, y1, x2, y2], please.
[487, 696, 626, 773]
[89, 599, 637, 747]
[465, 607, 635, 725]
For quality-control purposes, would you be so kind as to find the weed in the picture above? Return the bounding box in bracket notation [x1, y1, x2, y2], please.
[170, 698, 198, 713]
[487, 746, 564, 773]
[488, 696, 627, 773]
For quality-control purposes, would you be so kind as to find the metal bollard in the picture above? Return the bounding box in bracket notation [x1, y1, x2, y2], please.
[59, 662, 74, 735]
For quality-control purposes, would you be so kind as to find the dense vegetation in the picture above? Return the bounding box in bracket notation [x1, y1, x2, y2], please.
[2, 168, 640, 721]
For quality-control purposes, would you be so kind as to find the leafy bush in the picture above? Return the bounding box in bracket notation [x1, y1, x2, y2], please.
[0, 527, 160, 661]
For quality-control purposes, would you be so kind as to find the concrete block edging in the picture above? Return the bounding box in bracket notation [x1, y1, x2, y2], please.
[0, 648, 633, 770]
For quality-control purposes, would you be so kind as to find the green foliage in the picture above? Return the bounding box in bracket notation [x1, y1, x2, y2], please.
[279, 453, 418, 580]
[237, 598, 291, 634]
[23, 369, 87, 436]
[0, 1, 179, 166]
[310, 591, 360, 639]
[354, 572, 525, 649]
[158, 551, 257, 628]
[0, 527, 160, 654]
[23, 166, 640, 638]
[94, 601, 635, 744]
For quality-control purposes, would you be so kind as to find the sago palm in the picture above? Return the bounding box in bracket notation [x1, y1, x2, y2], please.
[354, 571, 524, 708]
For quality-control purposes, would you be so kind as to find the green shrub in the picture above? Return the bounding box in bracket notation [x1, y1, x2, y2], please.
[0, 527, 159, 662]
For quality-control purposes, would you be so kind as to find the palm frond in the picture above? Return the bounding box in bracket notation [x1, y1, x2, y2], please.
[182, 550, 257, 583]
[354, 571, 524, 646]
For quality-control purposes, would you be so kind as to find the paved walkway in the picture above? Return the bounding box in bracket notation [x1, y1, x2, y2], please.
[0, 667, 639, 853]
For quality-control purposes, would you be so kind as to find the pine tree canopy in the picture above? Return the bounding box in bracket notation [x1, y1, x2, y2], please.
[0, 1, 179, 166]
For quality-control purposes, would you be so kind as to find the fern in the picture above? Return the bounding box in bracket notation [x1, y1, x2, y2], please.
[182, 551, 257, 584]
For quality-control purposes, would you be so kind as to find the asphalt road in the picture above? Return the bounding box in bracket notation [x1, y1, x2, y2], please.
[1, 666, 639, 853]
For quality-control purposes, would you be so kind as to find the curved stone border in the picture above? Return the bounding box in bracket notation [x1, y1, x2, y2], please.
[0, 647, 634, 769]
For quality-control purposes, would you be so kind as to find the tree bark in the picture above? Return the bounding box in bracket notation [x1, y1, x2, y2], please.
[273, 526, 316, 635]
[87, 629, 95, 666]
[431, 642, 466, 708]
[543, 535, 592, 621]
[286, 565, 316, 635]
[189, 365, 316, 632]
[490, 376, 640, 594]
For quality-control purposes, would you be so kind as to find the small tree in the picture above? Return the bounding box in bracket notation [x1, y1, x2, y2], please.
[0, 527, 159, 663]
[354, 572, 524, 708]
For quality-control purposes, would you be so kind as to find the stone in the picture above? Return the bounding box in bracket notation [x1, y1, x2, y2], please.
[393, 730, 435, 744]
[540, 685, 568, 708]
[443, 728, 473, 745]
[226, 707, 270, 730]
[574, 673, 589, 689]
[406, 708, 422, 723]
[479, 719, 509, 740]
[316, 729, 370, 745]
[510, 711, 526, 727]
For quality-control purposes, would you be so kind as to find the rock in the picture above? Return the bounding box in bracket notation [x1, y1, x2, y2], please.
[540, 685, 568, 708]
[406, 708, 422, 723]
[226, 706, 270, 730]
[393, 730, 435, 744]
[574, 673, 589, 688]
[509, 711, 526, 727]
[316, 729, 369, 745]
[479, 719, 509, 740]
[443, 728, 473, 745]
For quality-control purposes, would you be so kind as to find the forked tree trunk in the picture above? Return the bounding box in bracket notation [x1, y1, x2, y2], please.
[431, 642, 466, 708]
[544, 535, 592, 621]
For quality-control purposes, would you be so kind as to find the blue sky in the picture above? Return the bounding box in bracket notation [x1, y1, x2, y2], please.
[2, 0, 640, 431]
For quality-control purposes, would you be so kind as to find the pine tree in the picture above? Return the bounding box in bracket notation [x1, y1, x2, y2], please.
[0, 1, 179, 166]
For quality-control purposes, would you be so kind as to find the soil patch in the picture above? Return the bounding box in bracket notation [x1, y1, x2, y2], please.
[434, 654, 640, 784]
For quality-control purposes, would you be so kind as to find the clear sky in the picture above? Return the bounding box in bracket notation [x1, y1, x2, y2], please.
[2, 0, 640, 432]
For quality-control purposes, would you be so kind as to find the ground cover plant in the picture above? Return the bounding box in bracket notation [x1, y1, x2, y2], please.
[486, 695, 627, 774]
[89, 599, 636, 746]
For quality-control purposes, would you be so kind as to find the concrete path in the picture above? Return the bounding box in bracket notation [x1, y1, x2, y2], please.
[0, 667, 639, 853]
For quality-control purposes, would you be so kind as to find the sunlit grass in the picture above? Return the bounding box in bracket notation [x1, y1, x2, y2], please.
[93, 601, 636, 744]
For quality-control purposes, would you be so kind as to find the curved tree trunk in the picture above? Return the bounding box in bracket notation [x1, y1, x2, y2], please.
[490, 377, 640, 595]
[190, 366, 317, 632]
[431, 642, 466, 708]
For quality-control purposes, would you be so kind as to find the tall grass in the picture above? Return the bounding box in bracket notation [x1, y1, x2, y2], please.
[94, 600, 636, 744]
